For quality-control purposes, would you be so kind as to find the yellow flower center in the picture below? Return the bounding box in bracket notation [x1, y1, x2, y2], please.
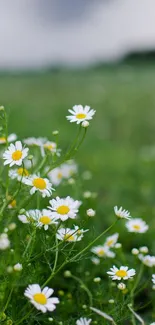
[44, 143, 55, 150]
[116, 270, 127, 278]
[133, 225, 141, 230]
[76, 113, 86, 119]
[97, 249, 105, 257]
[9, 199, 16, 208]
[107, 239, 114, 247]
[33, 178, 46, 190]
[39, 216, 51, 225]
[57, 205, 70, 215]
[12, 150, 22, 161]
[57, 172, 63, 179]
[0, 137, 6, 143]
[64, 234, 75, 241]
[33, 293, 47, 305]
[17, 167, 29, 176]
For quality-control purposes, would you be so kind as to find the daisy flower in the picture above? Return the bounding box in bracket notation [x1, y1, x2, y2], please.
[107, 265, 136, 281]
[114, 206, 131, 220]
[56, 227, 84, 242]
[91, 245, 115, 258]
[61, 161, 78, 178]
[18, 209, 38, 224]
[125, 218, 149, 233]
[0, 133, 17, 144]
[9, 167, 29, 182]
[66, 105, 96, 124]
[43, 141, 60, 156]
[3, 141, 29, 167]
[152, 274, 155, 284]
[24, 174, 54, 197]
[76, 318, 92, 325]
[48, 167, 64, 186]
[24, 284, 59, 313]
[24, 137, 47, 147]
[139, 254, 155, 267]
[36, 209, 58, 230]
[48, 196, 81, 221]
[105, 233, 119, 248]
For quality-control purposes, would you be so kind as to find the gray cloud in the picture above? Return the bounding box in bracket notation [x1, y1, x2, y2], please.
[0, 0, 155, 69]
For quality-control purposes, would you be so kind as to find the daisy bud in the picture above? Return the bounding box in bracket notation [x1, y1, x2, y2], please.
[139, 246, 148, 254]
[19, 209, 26, 214]
[93, 277, 101, 283]
[68, 178, 75, 185]
[48, 318, 53, 322]
[83, 191, 92, 198]
[4, 228, 8, 233]
[7, 266, 13, 273]
[131, 248, 139, 255]
[58, 290, 64, 296]
[87, 208, 96, 217]
[13, 263, 23, 272]
[64, 270, 72, 278]
[117, 283, 126, 291]
[0, 106, 4, 111]
[28, 155, 33, 161]
[82, 120, 89, 128]
[52, 130, 59, 135]
[82, 305, 87, 309]
[108, 299, 115, 304]
[115, 243, 122, 249]
[8, 223, 16, 231]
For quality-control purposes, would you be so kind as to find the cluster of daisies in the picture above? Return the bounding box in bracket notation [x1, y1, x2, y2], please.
[1, 105, 155, 323]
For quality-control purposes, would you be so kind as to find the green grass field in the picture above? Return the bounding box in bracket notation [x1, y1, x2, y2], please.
[0, 64, 155, 323]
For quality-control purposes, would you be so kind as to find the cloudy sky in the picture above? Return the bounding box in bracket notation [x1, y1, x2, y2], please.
[0, 0, 155, 68]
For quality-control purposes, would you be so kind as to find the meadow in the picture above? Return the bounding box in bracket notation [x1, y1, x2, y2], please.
[0, 63, 155, 324]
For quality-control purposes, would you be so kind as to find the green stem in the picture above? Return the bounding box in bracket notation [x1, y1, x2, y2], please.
[71, 274, 93, 306]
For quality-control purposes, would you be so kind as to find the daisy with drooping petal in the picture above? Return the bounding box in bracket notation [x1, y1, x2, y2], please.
[24, 284, 59, 313]
[3, 141, 29, 167]
[9, 167, 29, 182]
[24, 174, 54, 198]
[125, 218, 149, 233]
[66, 105, 96, 124]
[107, 265, 136, 281]
[48, 196, 81, 221]
[91, 245, 115, 258]
[56, 227, 84, 242]
[0, 133, 17, 144]
[114, 206, 131, 220]
[18, 209, 39, 224]
[138, 254, 155, 267]
[105, 233, 119, 248]
[76, 317, 92, 325]
[61, 161, 78, 178]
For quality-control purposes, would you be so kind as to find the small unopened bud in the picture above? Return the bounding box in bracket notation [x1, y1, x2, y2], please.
[83, 191, 92, 198]
[19, 208, 26, 214]
[58, 290, 64, 296]
[13, 263, 23, 272]
[82, 121, 89, 128]
[7, 266, 13, 273]
[68, 178, 75, 185]
[109, 299, 114, 304]
[139, 246, 148, 254]
[52, 130, 59, 135]
[28, 155, 33, 161]
[115, 243, 122, 249]
[64, 270, 71, 278]
[131, 248, 139, 255]
[8, 223, 16, 231]
[0, 106, 4, 111]
[87, 208, 96, 217]
[117, 283, 126, 291]
[82, 305, 87, 309]
[48, 318, 53, 322]
[93, 277, 101, 283]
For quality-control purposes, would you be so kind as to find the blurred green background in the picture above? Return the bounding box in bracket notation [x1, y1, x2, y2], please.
[1, 64, 155, 237]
